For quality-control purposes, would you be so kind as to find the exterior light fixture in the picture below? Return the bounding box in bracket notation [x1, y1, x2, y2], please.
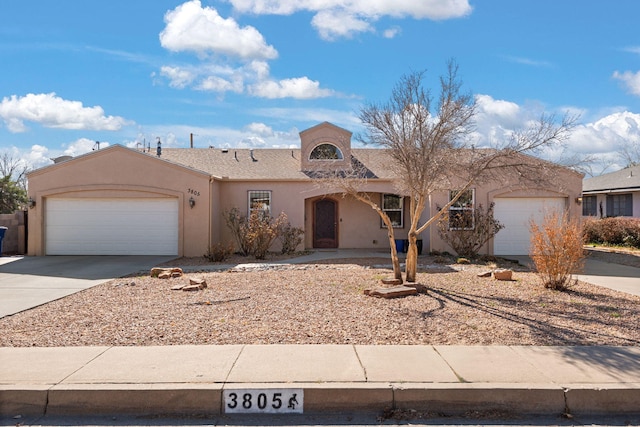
[28, 197, 36, 209]
[575, 197, 582, 205]
[189, 196, 195, 209]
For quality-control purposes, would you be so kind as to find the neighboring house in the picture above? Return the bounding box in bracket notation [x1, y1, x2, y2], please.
[26, 122, 583, 257]
[582, 165, 640, 218]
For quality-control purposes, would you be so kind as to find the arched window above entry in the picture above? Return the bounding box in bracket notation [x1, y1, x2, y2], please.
[309, 143, 344, 160]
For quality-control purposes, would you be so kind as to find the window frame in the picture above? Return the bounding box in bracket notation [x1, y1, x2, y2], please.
[248, 190, 272, 217]
[448, 189, 475, 230]
[309, 143, 344, 161]
[606, 193, 633, 217]
[582, 195, 598, 216]
[381, 194, 404, 228]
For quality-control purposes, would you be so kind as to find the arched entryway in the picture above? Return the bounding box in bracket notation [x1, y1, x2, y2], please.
[313, 198, 338, 248]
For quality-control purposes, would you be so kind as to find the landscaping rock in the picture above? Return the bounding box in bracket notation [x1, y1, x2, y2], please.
[182, 285, 203, 292]
[151, 267, 183, 278]
[171, 284, 185, 291]
[493, 269, 513, 281]
[364, 285, 418, 299]
[189, 278, 207, 288]
[380, 278, 402, 285]
[477, 271, 493, 278]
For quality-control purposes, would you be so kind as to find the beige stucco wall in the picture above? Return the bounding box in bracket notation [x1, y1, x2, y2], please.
[213, 180, 410, 252]
[27, 147, 211, 257]
[428, 168, 584, 255]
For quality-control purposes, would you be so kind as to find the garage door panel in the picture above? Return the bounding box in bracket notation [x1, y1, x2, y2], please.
[493, 198, 565, 256]
[46, 198, 178, 255]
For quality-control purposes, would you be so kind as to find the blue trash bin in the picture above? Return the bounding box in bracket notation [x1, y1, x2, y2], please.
[0, 226, 7, 257]
[394, 239, 405, 253]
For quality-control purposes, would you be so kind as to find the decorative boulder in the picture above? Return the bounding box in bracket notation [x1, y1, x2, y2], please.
[364, 285, 418, 299]
[151, 267, 184, 278]
[493, 269, 513, 281]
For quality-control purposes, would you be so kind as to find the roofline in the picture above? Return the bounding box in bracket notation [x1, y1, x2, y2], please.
[27, 144, 211, 179]
[583, 187, 640, 195]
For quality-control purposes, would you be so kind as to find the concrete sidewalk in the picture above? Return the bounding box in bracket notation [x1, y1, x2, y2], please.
[1, 345, 639, 418]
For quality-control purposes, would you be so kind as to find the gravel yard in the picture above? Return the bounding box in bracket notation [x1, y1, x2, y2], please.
[0, 251, 638, 347]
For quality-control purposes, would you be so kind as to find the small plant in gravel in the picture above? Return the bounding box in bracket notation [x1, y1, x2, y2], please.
[204, 242, 234, 262]
[277, 218, 304, 254]
[437, 203, 504, 258]
[529, 210, 585, 290]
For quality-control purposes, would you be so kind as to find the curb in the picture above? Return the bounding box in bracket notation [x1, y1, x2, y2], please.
[3, 383, 640, 418]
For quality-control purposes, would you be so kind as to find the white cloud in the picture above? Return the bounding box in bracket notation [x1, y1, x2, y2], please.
[249, 77, 335, 99]
[237, 136, 267, 148]
[383, 26, 401, 39]
[229, 0, 472, 39]
[0, 93, 131, 133]
[160, 0, 277, 60]
[159, 66, 196, 89]
[157, 4, 337, 99]
[197, 75, 244, 93]
[311, 9, 373, 40]
[613, 70, 640, 97]
[63, 138, 110, 157]
[26, 145, 54, 169]
[245, 122, 274, 137]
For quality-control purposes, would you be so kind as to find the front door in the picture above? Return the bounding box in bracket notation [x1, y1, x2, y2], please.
[313, 199, 338, 248]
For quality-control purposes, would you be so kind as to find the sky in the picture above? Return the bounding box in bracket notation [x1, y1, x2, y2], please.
[1, 0, 640, 177]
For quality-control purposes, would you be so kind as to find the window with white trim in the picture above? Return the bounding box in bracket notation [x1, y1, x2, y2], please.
[248, 190, 271, 217]
[448, 189, 474, 230]
[382, 194, 404, 228]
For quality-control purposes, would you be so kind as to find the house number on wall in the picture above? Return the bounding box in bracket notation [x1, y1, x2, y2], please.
[187, 188, 200, 197]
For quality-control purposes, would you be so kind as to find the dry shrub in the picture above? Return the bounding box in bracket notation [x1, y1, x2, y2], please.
[277, 221, 304, 254]
[529, 210, 584, 290]
[583, 217, 640, 249]
[437, 203, 504, 258]
[204, 242, 234, 262]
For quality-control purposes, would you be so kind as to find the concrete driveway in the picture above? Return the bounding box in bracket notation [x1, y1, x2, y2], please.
[0, 255, 175, 318]
[505, 255, 640, 297]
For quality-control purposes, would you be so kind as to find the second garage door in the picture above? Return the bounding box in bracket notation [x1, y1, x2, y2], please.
[493, 197, 565, 256]
[46, 198, 179, 255]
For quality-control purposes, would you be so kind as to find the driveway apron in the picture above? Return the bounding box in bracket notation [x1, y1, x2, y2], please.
[0, 256, 175, 318]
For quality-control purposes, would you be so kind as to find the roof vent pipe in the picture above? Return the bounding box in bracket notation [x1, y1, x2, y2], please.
[234, 151, 238, 161]
[250, 149, 257, 162]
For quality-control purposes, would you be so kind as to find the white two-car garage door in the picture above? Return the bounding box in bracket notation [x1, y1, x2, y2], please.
[46, 198, 179, 255]
[493, 197, 565, 256]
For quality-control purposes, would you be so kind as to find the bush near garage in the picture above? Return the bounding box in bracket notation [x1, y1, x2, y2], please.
[529, 210, 585, 291]
[583, 217, 640, 249]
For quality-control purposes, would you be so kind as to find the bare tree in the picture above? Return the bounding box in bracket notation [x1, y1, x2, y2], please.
[620, 140, 640, 168]
[0, 151, 29, 213]
[0, 151, 29, 190]
[320, 60, 577, 283]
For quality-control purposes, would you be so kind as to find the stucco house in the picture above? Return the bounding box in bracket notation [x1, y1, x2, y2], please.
[26, 122, 583, 257]
[582, 165, 640, 218]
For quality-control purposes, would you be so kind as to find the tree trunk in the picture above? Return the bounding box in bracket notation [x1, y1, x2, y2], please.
[383, 213, 403, 282]
[405, 232, 418, 282]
